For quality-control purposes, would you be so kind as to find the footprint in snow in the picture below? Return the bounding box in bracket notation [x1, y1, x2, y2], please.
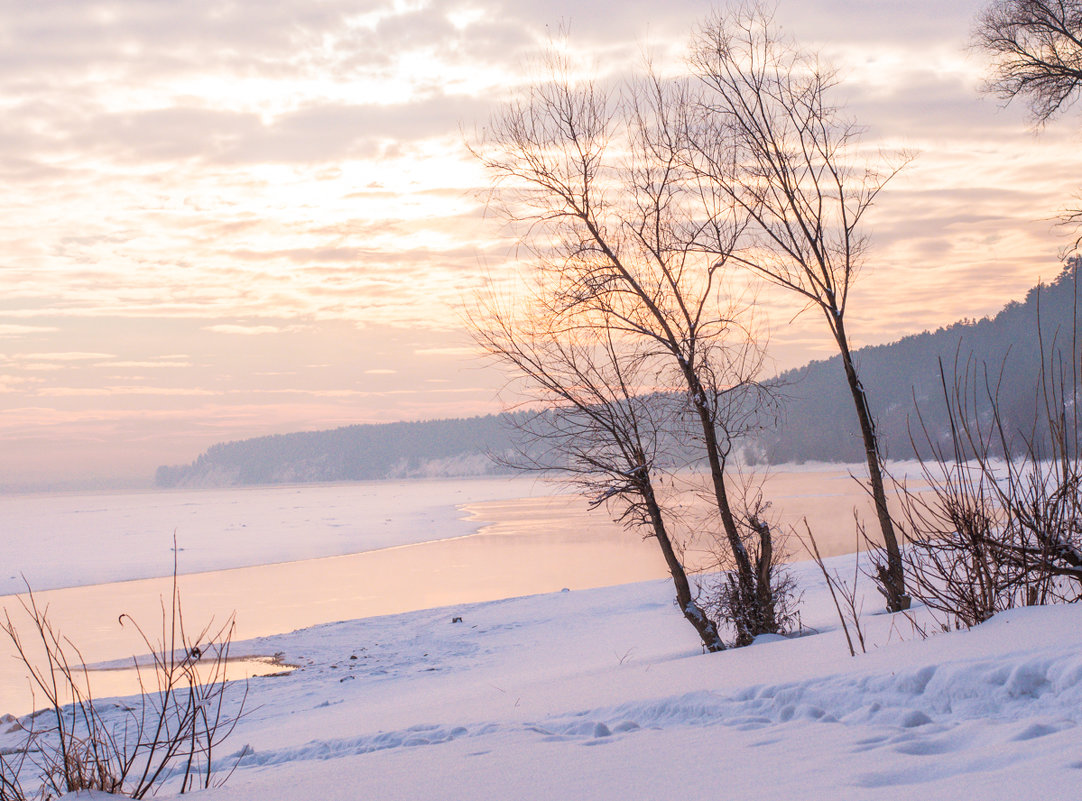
[1011, 721, 1066, 741]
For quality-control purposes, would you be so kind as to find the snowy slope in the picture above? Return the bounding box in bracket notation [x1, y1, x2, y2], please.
[23, 556, 1070, 801]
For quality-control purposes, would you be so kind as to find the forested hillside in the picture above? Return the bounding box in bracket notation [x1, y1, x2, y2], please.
[156, 267, 1080, 487]
[155, 413, 527, 487]
[752, 265, 1080, 464]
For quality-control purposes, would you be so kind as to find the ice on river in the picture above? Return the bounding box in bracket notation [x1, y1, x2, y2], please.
[0, 477, 541, 595]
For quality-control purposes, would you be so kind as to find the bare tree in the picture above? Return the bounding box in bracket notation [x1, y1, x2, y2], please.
[975, 0, 1082, 124]
[974, 1, 1082, 244]
[471, 290, 726, 651]
[685, 3, 912, 612]
[471, 50, 786, 645]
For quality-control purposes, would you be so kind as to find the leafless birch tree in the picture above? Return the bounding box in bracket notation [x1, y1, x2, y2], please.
[685, 4, 912, 612]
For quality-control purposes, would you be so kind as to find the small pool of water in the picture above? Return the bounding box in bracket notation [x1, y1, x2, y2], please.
[81, 655, 296, 703]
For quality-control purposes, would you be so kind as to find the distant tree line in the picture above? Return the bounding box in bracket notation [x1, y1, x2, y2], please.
[158, 266, 1081, 491]
[155, 412, 531, 488]
[753, 263, 1082, 465]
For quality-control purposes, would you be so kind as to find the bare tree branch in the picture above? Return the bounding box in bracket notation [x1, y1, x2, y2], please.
[469, 44, 791, 647]
[685, 2, 912, 612]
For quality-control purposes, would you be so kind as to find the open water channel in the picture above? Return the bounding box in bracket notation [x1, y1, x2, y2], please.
[0, 465, 915, 716]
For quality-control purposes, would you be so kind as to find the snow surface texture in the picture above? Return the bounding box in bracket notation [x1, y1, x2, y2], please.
[0, 477, 539, 594]
[6, 558, 1081, 800]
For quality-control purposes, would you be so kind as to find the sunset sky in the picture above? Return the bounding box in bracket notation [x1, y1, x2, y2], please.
[1, 0, 1078, 490]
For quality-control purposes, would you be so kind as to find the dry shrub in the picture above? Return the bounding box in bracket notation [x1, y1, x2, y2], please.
[895, 276, 1082, 628]
[0, 567, 246, 800]
[799, 518, 868, 657]
[697, 495, 801, 646]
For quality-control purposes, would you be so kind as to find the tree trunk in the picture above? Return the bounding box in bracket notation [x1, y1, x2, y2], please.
[686, 376, 763, 645]
[749, 514, 778, 635]
[833, 313, 910, 612]
[642, 478, 726, 652]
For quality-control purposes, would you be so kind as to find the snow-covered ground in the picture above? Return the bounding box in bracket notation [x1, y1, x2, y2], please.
[2, 469, 1079, 799]
[209, 568, 1082, 800]
[5, 557, 1081, 800]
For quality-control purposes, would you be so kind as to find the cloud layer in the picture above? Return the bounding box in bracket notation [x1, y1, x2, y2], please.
[0, 0, 1077, 486]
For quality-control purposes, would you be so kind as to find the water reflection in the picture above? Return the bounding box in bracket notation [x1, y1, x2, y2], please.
[0, 467, 917, 716]
[82, 655, 295, 704]
[0, 494, 663, 716]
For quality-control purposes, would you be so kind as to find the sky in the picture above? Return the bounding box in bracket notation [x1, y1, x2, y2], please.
[1, 0, 1079, 490]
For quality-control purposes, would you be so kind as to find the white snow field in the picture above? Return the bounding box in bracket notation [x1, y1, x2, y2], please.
[5, 561, 1081, 800]
[2, 472, 1080, 799]
[205, 571, 1082, 801]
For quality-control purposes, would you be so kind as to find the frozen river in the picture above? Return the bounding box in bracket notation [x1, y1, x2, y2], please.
[0, 465, 912, 715]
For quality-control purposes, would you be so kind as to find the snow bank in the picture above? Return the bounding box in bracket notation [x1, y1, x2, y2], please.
[3, 558, 1070, 800]
[196, 578, 1082, 800]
